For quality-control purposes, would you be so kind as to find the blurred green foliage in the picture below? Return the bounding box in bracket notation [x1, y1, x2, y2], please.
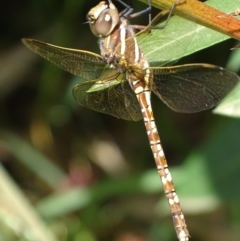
[1, 1, 240, 241]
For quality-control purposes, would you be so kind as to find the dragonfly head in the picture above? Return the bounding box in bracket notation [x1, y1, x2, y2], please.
[87, 1, 119, 37]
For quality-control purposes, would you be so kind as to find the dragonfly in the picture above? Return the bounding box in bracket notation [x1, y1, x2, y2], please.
[22, 0, 240, 240]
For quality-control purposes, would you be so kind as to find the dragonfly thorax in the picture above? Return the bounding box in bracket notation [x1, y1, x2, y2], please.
[88, 1, 149, 75]
[98, 21, 149, 74]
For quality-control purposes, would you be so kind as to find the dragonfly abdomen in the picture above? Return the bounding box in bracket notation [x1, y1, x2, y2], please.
[136, 90, 189, 241]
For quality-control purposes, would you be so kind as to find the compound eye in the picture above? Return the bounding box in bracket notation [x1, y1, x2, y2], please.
[90, 9, 119, 37]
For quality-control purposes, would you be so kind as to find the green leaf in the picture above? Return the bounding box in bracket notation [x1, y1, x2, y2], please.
[0, 164, 58, 241]
[138, 0, 240, 64]
[213, 83, 240, 117]
[0, 131, 66, 189]
[86, 79, 122, 93]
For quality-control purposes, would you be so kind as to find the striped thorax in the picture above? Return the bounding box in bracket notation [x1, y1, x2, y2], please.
[87, 1, 150, 88]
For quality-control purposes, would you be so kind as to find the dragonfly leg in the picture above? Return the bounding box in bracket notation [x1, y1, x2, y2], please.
[115, 0, 152, 22]
[229, 8, 240, 16]
[150, 0, 185, 30]
[128, 0, 185, 33]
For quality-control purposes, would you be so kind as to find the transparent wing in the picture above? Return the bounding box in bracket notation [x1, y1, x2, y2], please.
[22, 38, 107, 80]
[73, 70, 142, 121]
[151, 64, 240, 113]
[22, 38, 142, 121]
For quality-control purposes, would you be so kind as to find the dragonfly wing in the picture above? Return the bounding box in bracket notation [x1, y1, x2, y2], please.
[22, 38, 107, 80]
[73, 70, 142, 121]
[151, 64, 240, 113]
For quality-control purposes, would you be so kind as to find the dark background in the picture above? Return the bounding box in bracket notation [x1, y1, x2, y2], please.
[0, 0, 240, 241]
